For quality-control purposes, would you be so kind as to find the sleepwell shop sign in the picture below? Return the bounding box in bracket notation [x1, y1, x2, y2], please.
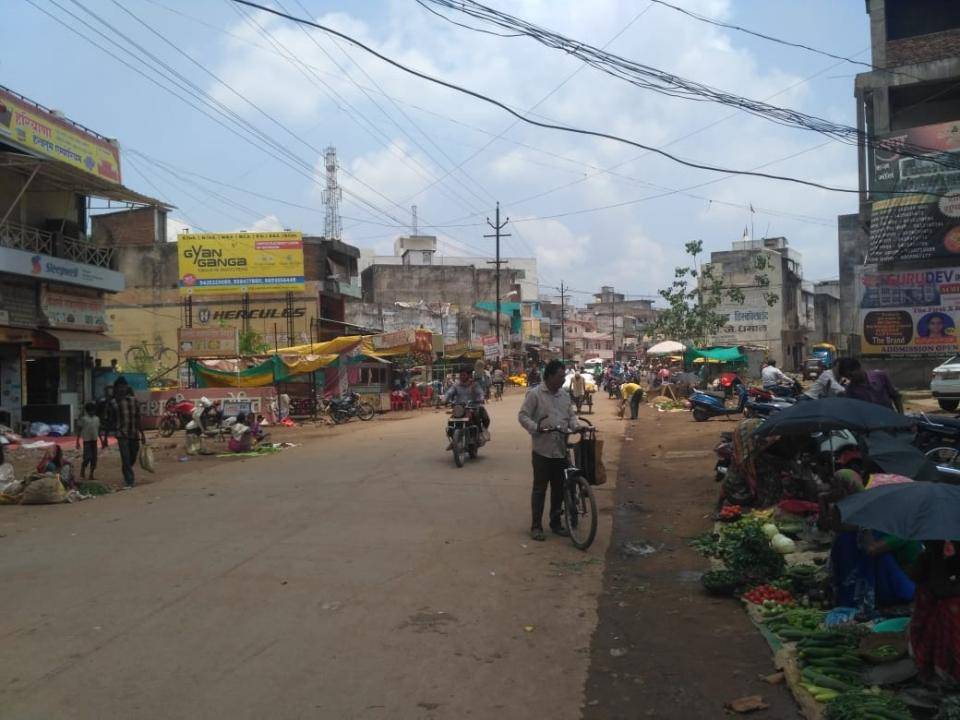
[0, 245, 124, 292]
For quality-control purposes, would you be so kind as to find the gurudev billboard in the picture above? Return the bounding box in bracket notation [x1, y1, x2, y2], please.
[859, 266, 960, 356]
[177, 232, 304, 296]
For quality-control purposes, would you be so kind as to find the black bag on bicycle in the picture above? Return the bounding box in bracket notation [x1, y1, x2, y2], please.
[576, 432, 606, 486]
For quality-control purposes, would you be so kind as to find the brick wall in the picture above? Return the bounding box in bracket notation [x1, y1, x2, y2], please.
[887, 28, 960, 67]
[91, 207, 159, 247]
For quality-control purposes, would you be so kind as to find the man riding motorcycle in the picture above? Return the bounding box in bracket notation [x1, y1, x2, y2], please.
[444, 370, 491, 442]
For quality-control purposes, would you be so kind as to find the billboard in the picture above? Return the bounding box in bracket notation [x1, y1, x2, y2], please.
[40, 285, 106, 331]
[858, 266, 960, 356]
[177, 232, 304, 295]
[0, 86, 122, 183]
[177, 327, 239, 358]
[869, 120, 960, 262]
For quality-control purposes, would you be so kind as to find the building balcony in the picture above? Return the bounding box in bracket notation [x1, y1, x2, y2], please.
[0, 220, 114, 269]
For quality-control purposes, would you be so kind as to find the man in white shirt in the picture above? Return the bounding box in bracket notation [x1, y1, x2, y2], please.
[761, 359, 788, 389]
[803, 368, 845, 400]
[518, 359, 580, 541]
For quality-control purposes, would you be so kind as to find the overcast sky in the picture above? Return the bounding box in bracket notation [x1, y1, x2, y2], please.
[2, 0, 871, 302]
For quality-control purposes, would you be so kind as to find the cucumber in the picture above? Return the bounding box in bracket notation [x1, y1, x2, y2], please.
[803, 671, 852, 692]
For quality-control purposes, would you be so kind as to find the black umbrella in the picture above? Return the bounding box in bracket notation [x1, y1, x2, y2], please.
[752, 398, 915, 438]
[864, 432, 940, 483]
[838, 482, 960, 540]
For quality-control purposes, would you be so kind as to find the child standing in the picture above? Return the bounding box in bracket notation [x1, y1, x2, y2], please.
[75, 402, 101, 481]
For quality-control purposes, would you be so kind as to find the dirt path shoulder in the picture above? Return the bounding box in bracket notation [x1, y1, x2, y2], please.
[582, 405, 801, 720]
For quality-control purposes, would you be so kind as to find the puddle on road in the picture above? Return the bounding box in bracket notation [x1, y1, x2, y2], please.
[619, 540, 660, 558]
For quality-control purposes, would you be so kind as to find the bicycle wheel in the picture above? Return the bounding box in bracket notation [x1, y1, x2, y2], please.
[451, 429, 464, 468]
[564, 474, 597, 551]
[357, 402, 375, 421]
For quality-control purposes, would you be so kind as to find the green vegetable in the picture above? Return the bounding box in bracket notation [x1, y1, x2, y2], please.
[824, 690, 910, 720]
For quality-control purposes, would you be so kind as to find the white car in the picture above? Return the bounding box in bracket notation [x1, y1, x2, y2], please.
[931, 356, 960, 411]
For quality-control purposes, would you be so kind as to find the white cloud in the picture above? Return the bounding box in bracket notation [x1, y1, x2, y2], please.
[245, 214, 285, 233]
[166, 216, 191, 242]
[200, 0, 861, 300]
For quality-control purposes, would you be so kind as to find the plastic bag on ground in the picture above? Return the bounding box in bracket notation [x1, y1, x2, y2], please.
[20, 473, 67, 504]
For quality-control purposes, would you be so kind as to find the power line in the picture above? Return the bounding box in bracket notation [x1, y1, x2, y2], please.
[422, 0, 960, 174]
[647, 0, 921, 83]
[227, 0, 923, 196]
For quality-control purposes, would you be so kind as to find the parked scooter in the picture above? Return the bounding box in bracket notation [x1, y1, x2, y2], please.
[910, 412, 960, 452]
[691, 381, 748, 422]
[762, 378, 804, 400]
[744, 395, 794, 418]
[446, 401, 484, 467]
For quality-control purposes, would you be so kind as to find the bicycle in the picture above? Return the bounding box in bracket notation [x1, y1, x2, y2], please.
[539, 419, 599, 550]
[493, 382, 504, 401]
[125, 340, 178, 374]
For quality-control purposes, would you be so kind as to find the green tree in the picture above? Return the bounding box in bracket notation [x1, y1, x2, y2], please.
[653, 240, 778, 347]
[239, 329, 270, 355]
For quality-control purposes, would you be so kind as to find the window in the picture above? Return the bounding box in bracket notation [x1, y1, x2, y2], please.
[886, 0, 960, 40]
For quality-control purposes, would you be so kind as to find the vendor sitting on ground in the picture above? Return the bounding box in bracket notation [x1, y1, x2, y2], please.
[822, 470, 915, 614]
[909, 540, 960, 684]
[36, 445, 75, 488]
[228, 412, 255, 453]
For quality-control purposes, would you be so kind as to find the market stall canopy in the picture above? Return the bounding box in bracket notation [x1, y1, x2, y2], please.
[646, 340, 686, 356]
[753, 398, 915, 438]
[685, 347, 746, 365]
[838, 482, 960, 540]
[865, 432, 940, 483]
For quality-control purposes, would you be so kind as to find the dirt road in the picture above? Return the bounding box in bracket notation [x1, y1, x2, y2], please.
[0, 391, 622, 720]
[583, 405, 799, 720]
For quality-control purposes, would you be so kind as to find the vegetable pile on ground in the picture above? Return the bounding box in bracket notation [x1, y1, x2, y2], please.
[824, 690, 910, 719]
[717, 517, 786, 584]
[718, 504, 742, 522]
[743, 584, 794, 611]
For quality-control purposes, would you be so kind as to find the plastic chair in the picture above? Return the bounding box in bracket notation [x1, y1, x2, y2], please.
[390, 391, 405, 411]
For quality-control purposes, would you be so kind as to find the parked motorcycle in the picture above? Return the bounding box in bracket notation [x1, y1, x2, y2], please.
[744, 395, 794, 419]
[910, 412, 960, 452]
[328, 392, 376, 424]
[446, 401, 483, 467]
[763, 378, 804, 400]
[159, 398, 196, 437]
[691, 382, 748, 422]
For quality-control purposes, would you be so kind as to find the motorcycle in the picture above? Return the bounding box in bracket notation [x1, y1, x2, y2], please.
[910, 412, 960, 452]
[744, 394, 794, 418]
[691, 382, 748, 422]
[159, 398, 196, 437]
[328, 392, 376, 424]
[446, 401, 484, 467]
[762, 378, 803, 400]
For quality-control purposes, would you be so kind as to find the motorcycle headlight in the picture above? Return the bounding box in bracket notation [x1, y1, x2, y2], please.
[451, 404, 466, 419]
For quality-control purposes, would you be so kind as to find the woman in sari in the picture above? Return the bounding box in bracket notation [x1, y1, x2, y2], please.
[910, 541, 960, 683]
[825, 470, 915, 614]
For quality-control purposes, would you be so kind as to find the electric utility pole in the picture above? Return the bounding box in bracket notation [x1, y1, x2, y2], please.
[559, 281, 570, 364]
[610, 286, 617, 361]
[485, 202, 510, 355]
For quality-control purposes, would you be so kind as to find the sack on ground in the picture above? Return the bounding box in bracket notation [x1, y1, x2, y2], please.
[593, 438, 607, 486]
[139, 444, 155, 473]
[21, 473, 67, 504]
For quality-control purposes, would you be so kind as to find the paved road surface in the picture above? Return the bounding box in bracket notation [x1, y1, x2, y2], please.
[1, 392, 619, 720]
